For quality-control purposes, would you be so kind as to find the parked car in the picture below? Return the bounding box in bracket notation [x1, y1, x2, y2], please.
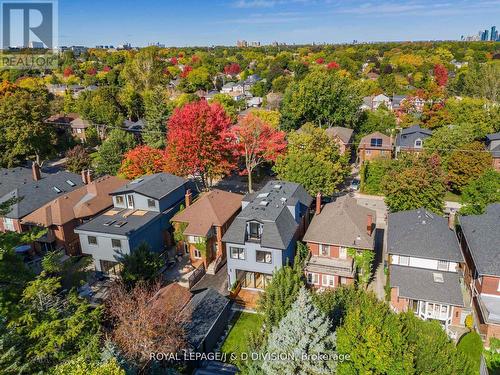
[349, 178, 360, 191]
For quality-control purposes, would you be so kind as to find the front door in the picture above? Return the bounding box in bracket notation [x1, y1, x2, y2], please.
[127, 195, 135, 209]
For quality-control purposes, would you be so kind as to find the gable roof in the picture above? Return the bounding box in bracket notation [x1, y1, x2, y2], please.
[0, 166, 56, 197]
[0, 171, 85, 219]
[70, 117, 91, 129]
[396, 125, 432, 148]
[111, 173, 188, 200]
[459, 204, 500, 277]
[172, 189, 243, 237]
[21, 176, 128, 226]
[387, 208, 463, 262]
[222, 180, 312, 250]
[303, 195, 376, 249]
[358, 131, 392, 149]
[486, 132, 500, 142]
[325, 126, 354, 144]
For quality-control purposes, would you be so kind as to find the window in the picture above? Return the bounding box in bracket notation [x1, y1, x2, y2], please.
[248, 222, 260, 239]
[3, 218, 15, 232]
[414, 139, 423, 148]
[147, 199, 156, 208]
[256, 250, 272, 264]
[399, 256, 410, 266]
[115, 196, 124, 205]
[497, 280, 500, 292]
[188, 235, 203, 244]
[76, 128, 82, 134]
[319, 244, 330, 256]
[437, 260, 449, 271]
[127, 195, 134, 208]
[322, 274, 335, 287]
[111, 239, 121, 248]
[339, 247, 347, 259]
[230, 247, 245, 260]
[307, 272, 319, 285]
[193, 248, 202, 259]
[370, 138, 383, 147]
[88, 236, 97, 245]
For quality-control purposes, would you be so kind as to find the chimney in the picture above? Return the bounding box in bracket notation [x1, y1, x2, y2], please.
[81, 170, 87, 184]
[315, 191, 322, 215]
[86, 169, 92, 184]
[185, 189, 192, 207]
[32, 162, 41, 181]
[448, 211, 456, 230]
[366, 214, 373, 235]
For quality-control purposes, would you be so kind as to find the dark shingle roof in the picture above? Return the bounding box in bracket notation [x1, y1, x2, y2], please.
[184, 288, 230, 350]
[222, 180, 312, 250]
[390, 265, 464, 306]
[387, 209, 463, 262]
[486, 132, 500, 142]
[0, 170, 85, 219]
[396, 125, 432, 149]
[459, 204, 500, 277]
[0, 166, 60, 197]
[325, 126, 354, 144]
[111, 173, 187, 200]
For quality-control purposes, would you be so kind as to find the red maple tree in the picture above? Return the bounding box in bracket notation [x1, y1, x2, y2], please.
[166, 100, 236, 189]
[170, 56, 178, 65]
[63, 66, 74, 77]
[327, 61, 340, 70]
[180, 65, 193, 78]
[86, 67, 97, 76]
[119, 145, 169, 179]
[224, 63, 241, 76]
[102, 65, 111, 72]
[315, 57, 325, 64]
[232, 114, 287, 192]
[433, 64, 448, 87]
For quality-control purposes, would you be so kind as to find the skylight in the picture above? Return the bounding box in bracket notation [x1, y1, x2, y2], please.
[53, 186, 62, 193]
[257, 193, 269, 198]
[259, 200, 269, 206]
[433, 273, 444, 283]
[273, 184, 282, 189]
[130, 178, 143, 184]
[114, 221, 127, 227]
[103, 220, 116, 226]
[66, 179, 76, 187]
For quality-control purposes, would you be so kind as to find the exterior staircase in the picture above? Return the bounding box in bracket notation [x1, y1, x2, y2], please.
[207, 256, 225, 275]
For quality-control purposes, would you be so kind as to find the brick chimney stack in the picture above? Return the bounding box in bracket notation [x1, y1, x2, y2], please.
[185, 189, 192, 207]
[367, 214, 373, 235]
[32, 162, 41, 181]
[81, 170, 87, 184]
[315, 191, 322, 215]
[86, 169, 92, 184]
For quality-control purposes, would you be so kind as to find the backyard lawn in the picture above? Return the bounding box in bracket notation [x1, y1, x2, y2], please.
[221, 311, 263, 363]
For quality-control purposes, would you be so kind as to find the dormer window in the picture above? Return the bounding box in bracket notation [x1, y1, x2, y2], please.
[414, 138, 423, 148]
[370, 138, 383, 147]
[248, 221, 261, 240]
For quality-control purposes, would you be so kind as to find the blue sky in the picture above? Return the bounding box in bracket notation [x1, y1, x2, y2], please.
[58, 0, 500, 46]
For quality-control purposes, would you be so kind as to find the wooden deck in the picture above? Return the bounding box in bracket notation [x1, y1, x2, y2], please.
[233, 289, 263, 310]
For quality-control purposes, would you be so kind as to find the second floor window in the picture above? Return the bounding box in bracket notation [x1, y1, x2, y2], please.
[248, 222, 261, 239]
[319, 244, 330, 256]
[111, 239, 121, 249]
[230, 247, 245, 260]
[147, 199, 156, 208]
[370, 138, 383, 147]
[116, 196, 124, 205]
[88, 236, 97, 245]
[414, 139, 423, 148]
[256, 250, 272, 264]
[307, 272, 319, 285]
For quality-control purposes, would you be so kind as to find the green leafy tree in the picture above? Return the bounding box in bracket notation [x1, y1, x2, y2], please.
[65, 145, 91, 173]
[76, 87, 125, 127]
[360, 159, 392, 195]
[459, 169, 500, 215]
[119, 243, 163, 288]
[121, 47, 166, 92]
[257, 265, 304, 334]
[0, 87, 54, 166]
[356, 107, 396, 142]
[211, 93, 241, 122]
[261, 287, 337, 375]
[347, 248, 374, 289]
[142, 86, 171, 149]
[280, 70, 362, 131]
[463, 62, 499, 102]
[51, 355, 125, 375]
[274, 123, 349, 196]
[484, 338, 500, 374]
[456, 331, 483, 372]
[95, 129, 136, 175]
[382, 153, 446, 214]
[447, 141, 492, 192]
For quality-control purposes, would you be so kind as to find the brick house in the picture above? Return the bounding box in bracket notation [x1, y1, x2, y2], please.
[457, 204, 500, 346]
[324, 126, 354, 155]
[388, 209, 467, 333]
[357, 131, 392, 163]
[21, 174, 128, 256]
[171, 189, 243, 274]
[303, 194, 376, 289]
[486, 132, 500, 172]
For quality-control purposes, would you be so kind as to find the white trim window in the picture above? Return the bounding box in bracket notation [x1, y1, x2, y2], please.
[111, 239, 121, 249]
[230, 247, 245, 260]
[193, 248, 202, 259]
[497, 280, 500, 292]
[322, 274, 335, 287]
[3, 218, 15, 232]
[339, 247, 347, 259]
[88, 236, 98, 246]
[399, 255, 410, 266]
[256, 250, 272, 264]
[414, 138, 423, 148]
[319, 244, 330, 257]
[307, 272, 320, 285]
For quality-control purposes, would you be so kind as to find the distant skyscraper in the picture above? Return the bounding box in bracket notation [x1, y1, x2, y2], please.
[481, 29, 489, 41]
[491, 26, 497, 41]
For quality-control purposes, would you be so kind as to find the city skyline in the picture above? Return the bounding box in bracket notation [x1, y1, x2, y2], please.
[56, 0, 500, 47]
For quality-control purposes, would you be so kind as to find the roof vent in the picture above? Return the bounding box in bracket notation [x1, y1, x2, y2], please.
[130, 178, 143, 184]
[273, 184, 282, 190]
[433, 273, 444, 283]
[257, 193, 269, 198]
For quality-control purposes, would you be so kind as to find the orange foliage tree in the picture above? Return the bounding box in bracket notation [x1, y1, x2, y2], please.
[119, 145, 169, 179]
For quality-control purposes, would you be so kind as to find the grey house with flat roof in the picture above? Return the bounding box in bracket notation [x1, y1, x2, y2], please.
[75, 173, 192, 275]
[222, 180, 312, 290]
